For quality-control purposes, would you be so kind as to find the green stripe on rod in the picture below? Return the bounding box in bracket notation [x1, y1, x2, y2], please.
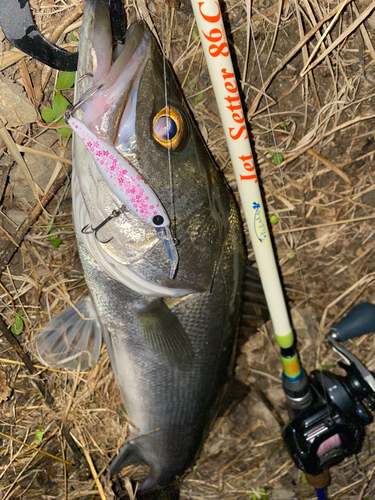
[275, 331, 294, 348]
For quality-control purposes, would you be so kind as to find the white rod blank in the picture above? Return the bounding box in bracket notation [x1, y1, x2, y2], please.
[190, 0, 293, 343]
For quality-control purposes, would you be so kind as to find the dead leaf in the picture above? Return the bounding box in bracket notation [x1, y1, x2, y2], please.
[0, 75, 37, 127]
[124, 477, 138, 500]
[0, 370, 12, 403]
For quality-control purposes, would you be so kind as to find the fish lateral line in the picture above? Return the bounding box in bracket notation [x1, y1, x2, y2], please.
[68, 114, 179, 279]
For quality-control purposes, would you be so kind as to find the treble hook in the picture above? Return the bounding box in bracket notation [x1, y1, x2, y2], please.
[81, 205, 127, 243]
[64, 83, 103, 121]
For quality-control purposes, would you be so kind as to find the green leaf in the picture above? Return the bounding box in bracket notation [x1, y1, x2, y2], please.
[272, 153, 283, 165]
[279, 120, 291, 129]
[121, 404, 127, 414]
[56, 71, 75, 90]
[288, 251, 296, 260]
[56, 119, 71, 138]
[248, 488, 269, 500]
[41, 107, 56, 123]
[194, 92, 203, 105]
[300, 471, 308, 485]
[47, 227, 58, 240]
[52, 91, 70, 117]
[11, 311, 24, 335]
[35, 427, 44, 445]
[70, 34, 78, 42]
[48, 227, 63, 247]
[192, 27, 200, 45]
[52, 238, 62, 248]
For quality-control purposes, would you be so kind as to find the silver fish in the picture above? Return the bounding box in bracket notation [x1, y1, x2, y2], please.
[36, 0, 244, 491]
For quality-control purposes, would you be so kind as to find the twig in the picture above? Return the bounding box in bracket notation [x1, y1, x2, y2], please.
[0, 161, 72, 273]
[300, 2, 375, 77]
[0, 356, 74, 373]
[0, 48, 28, 72]
[18, 59, 37, 107]
[330, 477, 365, 496]
[299, 0, 351, 76]
[270, 113, 375, 172]
[338, 148, 375, 168]
[0, 157, 12, 203]
[75, 428, 107, 500]
[3, 451, 38, 500]
[293, 135, 351, 186]
[254, 436, 282, 447]
[353, 1, 375, 67]
[17, 145, 72, 165]
[278, 214, 375, 234]
[247, 0, 355, 116]
[0, 431, 72, 466]
[48, 5, 83, 45]
[0, 316, 89, 470]
[0, 116, 42, 199]
[269, 460, 293, 483]
[265, 0, 283, 66]
[247, 367, 282, 383]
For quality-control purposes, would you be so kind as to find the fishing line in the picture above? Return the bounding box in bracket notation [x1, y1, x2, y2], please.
[248, 11, 310, 315]
[160, 7, 177, 238]
[248, 9, 325, 360]
[247, 1, 334, 428]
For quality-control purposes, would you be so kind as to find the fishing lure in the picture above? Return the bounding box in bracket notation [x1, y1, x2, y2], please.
[66, 113, 179, 279]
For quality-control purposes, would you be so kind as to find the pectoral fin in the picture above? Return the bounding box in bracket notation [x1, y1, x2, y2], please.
[135, 299, 194, 370]
[36, 296, 102, 371]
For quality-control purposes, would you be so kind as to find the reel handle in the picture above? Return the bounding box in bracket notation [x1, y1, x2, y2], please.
[331, 303, 375, 342]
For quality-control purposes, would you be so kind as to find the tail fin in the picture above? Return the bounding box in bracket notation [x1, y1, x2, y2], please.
[110, 441, 145, 476]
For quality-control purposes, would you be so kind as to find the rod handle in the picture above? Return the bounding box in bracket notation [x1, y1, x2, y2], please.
[331, 303, 375, 342]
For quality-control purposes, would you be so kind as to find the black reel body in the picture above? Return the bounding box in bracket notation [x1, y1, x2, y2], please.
[283, 303, 375, 476]
[284, 369, 371, 475]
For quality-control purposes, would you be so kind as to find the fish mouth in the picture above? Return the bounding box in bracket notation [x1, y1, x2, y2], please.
[73, 2, 179, 280]
[78, 2, 151, 150]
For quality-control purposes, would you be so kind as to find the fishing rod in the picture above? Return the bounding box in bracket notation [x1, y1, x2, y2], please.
[190, 0, 375, 497]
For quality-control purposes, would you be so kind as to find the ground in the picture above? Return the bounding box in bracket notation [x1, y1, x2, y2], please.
[1, 0, 375, 499]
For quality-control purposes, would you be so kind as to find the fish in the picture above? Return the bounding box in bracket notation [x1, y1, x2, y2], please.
[36, 0, 245, 492]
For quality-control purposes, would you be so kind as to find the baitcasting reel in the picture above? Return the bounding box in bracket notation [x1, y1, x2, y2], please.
[283, 303, 375, 476]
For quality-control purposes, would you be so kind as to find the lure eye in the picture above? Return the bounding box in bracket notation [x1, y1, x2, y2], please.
[152, 107, 184, 150]
[152, 215, 164, 226]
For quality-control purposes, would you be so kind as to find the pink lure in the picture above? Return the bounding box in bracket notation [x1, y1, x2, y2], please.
[68, 116, 169, 228]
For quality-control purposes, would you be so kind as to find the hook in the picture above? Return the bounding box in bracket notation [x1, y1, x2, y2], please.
[81, 205, 127, 243]
[64, 84, 103, 121]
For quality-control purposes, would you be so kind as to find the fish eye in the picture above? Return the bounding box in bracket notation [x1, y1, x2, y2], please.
[152, 107, 184, 150]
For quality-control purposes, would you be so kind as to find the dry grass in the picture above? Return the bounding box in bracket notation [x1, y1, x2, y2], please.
[1, 0, 375, 498]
